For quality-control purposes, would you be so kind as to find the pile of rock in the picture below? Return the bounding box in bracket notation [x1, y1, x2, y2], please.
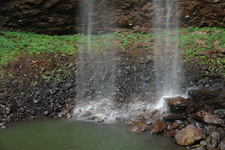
[129, 89, 225, 149]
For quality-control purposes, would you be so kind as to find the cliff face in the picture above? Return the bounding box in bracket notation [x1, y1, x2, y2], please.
[0, 0, 224, 35]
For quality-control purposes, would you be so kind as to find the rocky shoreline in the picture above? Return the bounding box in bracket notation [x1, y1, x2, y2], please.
[129, 89, 225, 149]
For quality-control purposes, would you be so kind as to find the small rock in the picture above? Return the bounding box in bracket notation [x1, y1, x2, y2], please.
[83, 111, 92, 117]
[129, 121, 147, 134]
[163, 113, 188, 121]
[35, 89, 44, 95]
[175, 125, 205, 146]
[64, 83, 74, 89]
[97, 118, 104, 123]
[43, 111, 49, 116]
[163, 130, 175, 137]
[33, 99, 40, 104]
[214, 109, 225, 119]
[206, 131, 220, 149]
[168, 123, 179, 130]
[150, 121, 167, 134]
[195, 111, 225, 126]
[200, 140, 207, 146]
[219, 139, 225, 150]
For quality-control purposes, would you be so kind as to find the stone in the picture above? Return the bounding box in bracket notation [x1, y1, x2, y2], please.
[186, 104, 200, 114]
[163, 130, 175, 137]
[200, 140, 207, 146]
[214, 109, 225, 118]
[43, 111, 49, 115]
[129, 121, 147, 134]
[164, 96, 192, 113]
[82, 111, 92, 117]
[150, 121, 167, 134]
[189, 144, 205, 150]
[219, 139, 225, 150]
[206, 131, 220, 149]
[163, 113, 188, 121]
[194, 111, 225, 126]
[175, 125, 205, 146]
[168, 123, 179, 130]
[188, 89, 216, 103]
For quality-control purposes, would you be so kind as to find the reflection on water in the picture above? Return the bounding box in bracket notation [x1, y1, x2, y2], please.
[0, 119, 186, 150]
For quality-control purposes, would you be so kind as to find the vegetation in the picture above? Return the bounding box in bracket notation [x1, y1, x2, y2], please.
[0, 31, 78, 65]
[180, 27, 225, 77]
[1, 27, 225, 77]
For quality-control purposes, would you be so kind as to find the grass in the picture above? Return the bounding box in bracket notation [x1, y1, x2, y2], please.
[1, 27, 225, 78]
[180, 27, 225, 77]
[0, 31, 79, 65]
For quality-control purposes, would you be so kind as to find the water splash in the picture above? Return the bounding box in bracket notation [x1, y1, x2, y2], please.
[73, 98, 156, 124]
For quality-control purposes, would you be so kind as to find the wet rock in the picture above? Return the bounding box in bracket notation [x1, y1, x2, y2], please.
[206, 131, 220, 149]
[213, 109, 225, 119]
[187, 117, 205, 129]
[186, 104, 200, 114]
[165, 96, 192, 113]
[129, 121, 147, 134]
[200, 140, 207, 146]
[43, 111, 49, 116]
[194, 111, 225, 126]
[168, 123, 179, 130]
[188, 89, 216, 103]
[163, 130, 175, 138]
[0, 123, 5, 129]
[189, 144, 205, 150]
[206, 100, 225, 110]
[33, 99, 40, 104]
[97, 118, 104, 123]
[150, 121, 167, 134]
[163, 113, 188, 121]
[219, 139, 225, 150]
[82, 111, 92, 117]
[175, 125, 205, 146]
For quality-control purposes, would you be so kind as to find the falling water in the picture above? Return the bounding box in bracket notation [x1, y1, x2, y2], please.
[153, 0, 183, 101]
[76, 0, 116, 101]
[74, 0, 183, 123]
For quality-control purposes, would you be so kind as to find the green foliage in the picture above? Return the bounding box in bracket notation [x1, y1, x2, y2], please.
[1, 28, 225, 78]
[0, 31, 79, 64]
[180, 27, 225, 77]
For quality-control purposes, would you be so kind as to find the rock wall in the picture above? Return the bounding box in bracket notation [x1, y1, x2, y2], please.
[0, 0, 224, 35]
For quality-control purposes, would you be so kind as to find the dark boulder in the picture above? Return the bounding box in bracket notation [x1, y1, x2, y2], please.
[188, 89, 216, 103]
[164, 96, 192, 113]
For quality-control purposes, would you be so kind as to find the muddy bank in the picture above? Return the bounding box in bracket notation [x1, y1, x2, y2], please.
[0, 0, 225, 35]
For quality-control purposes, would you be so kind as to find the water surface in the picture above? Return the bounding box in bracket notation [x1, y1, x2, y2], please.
[0, 119, 186, 150]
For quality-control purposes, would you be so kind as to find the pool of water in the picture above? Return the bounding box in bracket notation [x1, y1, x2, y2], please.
[0, 119, 186, 150]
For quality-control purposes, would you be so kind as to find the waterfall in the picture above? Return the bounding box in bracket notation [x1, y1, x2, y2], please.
[75, 0, 119, 123]
[152, 0, 183, 101]
[76, 0, 117, 101]
[74, 0, 183, 123]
